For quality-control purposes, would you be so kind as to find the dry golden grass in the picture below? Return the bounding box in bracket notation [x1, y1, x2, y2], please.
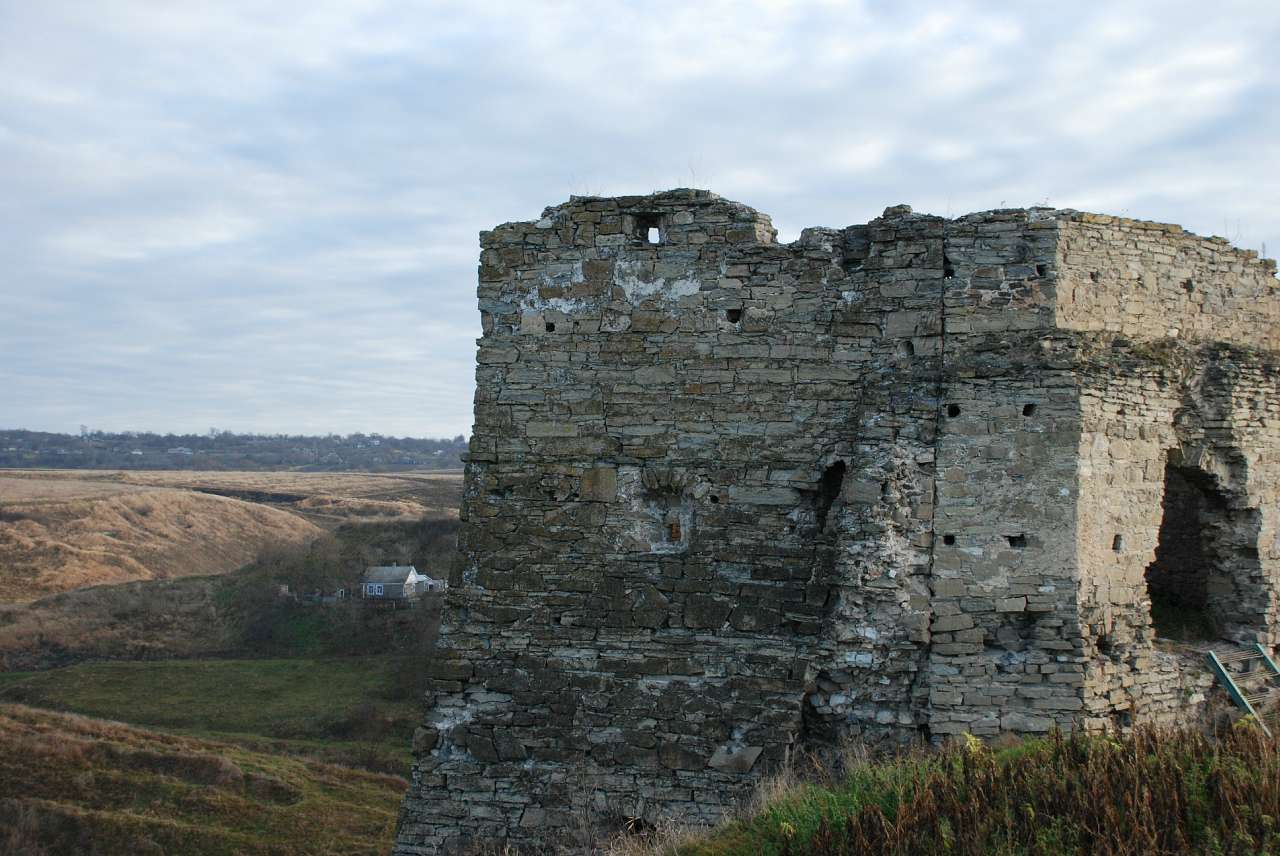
[1, 469, 463, 524]
[0, 575, 230, 670]
[0, 469, 463, 604]
[0, 475, 157, 504]
[0, 485, 323, 604]
[0, 702, 405, 855]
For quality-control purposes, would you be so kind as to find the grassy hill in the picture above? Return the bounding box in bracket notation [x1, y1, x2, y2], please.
[0, 703, 405, 856]
[0, 657, 422, 775]
[0, 469, 464, 607]
[0, 476, 324, 602]
[0, 511, 458, 852]
[0, 516, 456, 671]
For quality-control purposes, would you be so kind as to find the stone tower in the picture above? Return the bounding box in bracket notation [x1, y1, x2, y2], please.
[394, 190, 1280, 853]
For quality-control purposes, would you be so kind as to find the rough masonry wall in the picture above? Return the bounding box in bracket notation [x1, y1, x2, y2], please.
[926, 210, 1087, 736]
[394, 192, 1280, 853]
[1056, 214, 1280, 350]
[395, 192, 948, 852]
[1073, 353, 1280, 728]
[1056, 219, 1280, 727]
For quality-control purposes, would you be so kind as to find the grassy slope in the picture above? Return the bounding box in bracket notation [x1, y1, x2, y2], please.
[0, 657, 421, 775]
[0, 514, 455, 851]
[0, 516, 455, 672]
[0, 483, 324, 602]
[0, 703, 404, 856]
[664, 726, 1280, 856]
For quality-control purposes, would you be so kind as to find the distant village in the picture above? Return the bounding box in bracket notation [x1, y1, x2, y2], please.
[0, 428, 467, 472]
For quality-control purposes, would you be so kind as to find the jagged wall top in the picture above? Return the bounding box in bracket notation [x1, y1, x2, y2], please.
[479, 189, 1280, 353]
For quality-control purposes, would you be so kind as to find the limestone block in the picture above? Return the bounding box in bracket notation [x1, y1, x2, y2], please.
[707, 745, 763, 773]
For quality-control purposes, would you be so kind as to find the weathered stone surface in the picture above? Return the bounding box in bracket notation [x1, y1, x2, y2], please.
[708, 745, 764, 773]
[393, 190, 1280, 854]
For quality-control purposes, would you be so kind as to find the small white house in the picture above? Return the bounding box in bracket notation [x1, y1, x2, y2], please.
[360, 565, 447, 601]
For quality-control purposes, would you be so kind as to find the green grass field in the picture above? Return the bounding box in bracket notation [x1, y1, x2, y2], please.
[0, 657, 421, 775]
[0, 703, 405, 855]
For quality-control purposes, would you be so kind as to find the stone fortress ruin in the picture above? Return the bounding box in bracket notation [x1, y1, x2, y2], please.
[394, 190, 1280, 853]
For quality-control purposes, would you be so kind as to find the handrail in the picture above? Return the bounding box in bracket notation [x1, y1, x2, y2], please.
[1206, 648, 1272, 737]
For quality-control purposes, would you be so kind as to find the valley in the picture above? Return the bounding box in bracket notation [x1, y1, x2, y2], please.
[0, 468, 462, 854]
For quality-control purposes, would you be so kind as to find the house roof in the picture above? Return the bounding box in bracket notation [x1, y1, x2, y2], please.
[362, 565, 418, 583]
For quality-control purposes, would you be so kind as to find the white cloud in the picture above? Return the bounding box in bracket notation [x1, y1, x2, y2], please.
[50, 210, 260, 261]
[1, 0, 1277, 436]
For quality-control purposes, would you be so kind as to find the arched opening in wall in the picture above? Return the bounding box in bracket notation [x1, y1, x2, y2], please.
[1144, 462, 1217, 640]
[1143, 456, 1264, 643]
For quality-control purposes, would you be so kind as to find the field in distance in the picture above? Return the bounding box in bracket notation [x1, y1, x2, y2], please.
[0, 470, 462, 603]
[0, 468, 463, 525]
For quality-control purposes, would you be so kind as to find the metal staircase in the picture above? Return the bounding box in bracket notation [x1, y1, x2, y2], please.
[1206, 643, 1280, 735]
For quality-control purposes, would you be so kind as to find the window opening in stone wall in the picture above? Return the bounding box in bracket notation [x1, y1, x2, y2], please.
[635, 213, 662, 244]
[1144, 461, 1223, 641]
[1035, 264, 1048, 277]
[1112, 534, 1124, 552]
[943, 254, 955, 279]
[1183, 279, 1196, 293]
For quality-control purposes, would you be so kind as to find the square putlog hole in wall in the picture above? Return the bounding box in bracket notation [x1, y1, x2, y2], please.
[724, 308, 742, 324]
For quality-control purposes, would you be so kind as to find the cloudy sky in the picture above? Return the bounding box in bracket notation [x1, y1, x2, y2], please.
[2, 1, 1277, 438]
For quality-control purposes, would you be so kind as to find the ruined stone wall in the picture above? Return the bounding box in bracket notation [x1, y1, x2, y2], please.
[395, 192, 951, 852]
[394, 192, 1280, 853]
[1054, 218, 1280, 728]
[1056, 214, 1280, 349]
[1072, 351, 1280, 728]
[924, 211, 1088, 736]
